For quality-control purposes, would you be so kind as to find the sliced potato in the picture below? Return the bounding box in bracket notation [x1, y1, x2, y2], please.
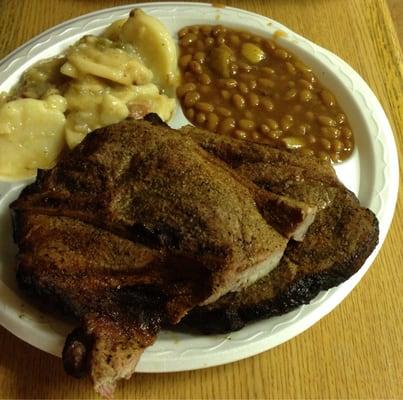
[0, 95, 66, 179]
[120, 9, 179, 95]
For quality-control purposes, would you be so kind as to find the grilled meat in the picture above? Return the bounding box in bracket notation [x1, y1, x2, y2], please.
[11, 118, 318, 396]
[179, 126, 379, 332]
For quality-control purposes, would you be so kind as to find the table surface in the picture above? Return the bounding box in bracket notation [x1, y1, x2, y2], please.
[0, 0, 402, 398]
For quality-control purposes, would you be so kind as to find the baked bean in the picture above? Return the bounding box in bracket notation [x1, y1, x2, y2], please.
[262, 67, 275, 75]
[233, 129, 247, 139]
[247, 93, 260, 107]
[193, 51, 206, 63]
[266, 118, 279, 130]
[224, 79, 238, 89]
[268, 130, 283, 139]
[188, 61, 203, 74]
[332, 139, 343, 152]
[317, 151, 330, 162]
[274, 48, 289, 60]
[320, 90, 336, 107]
[230, 34, 241, 46]
[336, 113, 346, 124]
[319, 138, 331, 150]
[239, 82, 249, 94]
[180, 33, 197, 46]
[219, 117, 236, 134]
[258, 78, 275, 88]
[185, 108, 195, 121]
[299, 89, 312, 102]
[317, 115, 337, 127]
[184, 91, 200, 107]
[195, 102, 214, 113]
[248, 80, 257, 90]
[177, 82, 197, 98]
[206, 113, 219, 131]
[261, 97, 274, 111]
[250, 131, 260, 140]
[284, 88, 297, 100]
[285, 62, 296, 74]
[178, 24, 354, 162]
[260, 124, 270, 134]
[244, 110, 253, 119]
[342, 127, 353, 139]
[298, 79, 314, 90]
[238, 119, 255, 131]
[199, 73, 211, 85]
[232, 94, 246, 109]
[196, 112, 206, 124]
[220, 90, 231, 100]
[178, 27, 189, 38]
[216, 106, 232, 117]
[179, 54, 192, 68]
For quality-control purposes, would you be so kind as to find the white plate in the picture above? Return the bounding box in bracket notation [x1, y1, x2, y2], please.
[0, 2, 399, 373]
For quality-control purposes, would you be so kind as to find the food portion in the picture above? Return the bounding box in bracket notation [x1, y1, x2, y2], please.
[0, 9, 177, 179]
[177, 25, 354, 162]
[0, 95, 67, 178]
[10, 115, 378, 397]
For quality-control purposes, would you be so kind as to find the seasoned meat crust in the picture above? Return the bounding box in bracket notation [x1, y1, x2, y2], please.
[179, 126, 379, 333]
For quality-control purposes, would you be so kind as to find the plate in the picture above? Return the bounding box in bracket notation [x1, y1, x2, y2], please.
[0, 2, 399, 373]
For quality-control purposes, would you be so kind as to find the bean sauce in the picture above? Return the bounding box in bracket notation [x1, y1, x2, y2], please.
[177, 25, 354, 162]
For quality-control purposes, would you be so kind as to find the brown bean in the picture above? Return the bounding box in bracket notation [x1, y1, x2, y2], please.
[238, 62, 252, 72]
[180, 33, 197, 46]
[196, 40, 204, 51]
[206, 113, 219, 131]
[300, 148, 315, 157]
[287, 81, 296, 88]
[261, 67, 275, 75]
[294, 61, 312, 73]
[281, 115, 294, 131]
[229, 34, 241, 46]
[239, 82, 249, 94]
[184, 108, 195, 121]
[286, 62, 297, 74]
[216, 34, 226, 45]
[258, 123, 269, 134]
[233, 129, 247, 139]
[184, 91, 201, 107]
[212, 26, 225, 37]
[178, 27, 189, 38]
[232, 94, 246, 110]
[189, 25, 200, 34]
[219, 117, 236, 134]
[238, 119, 255, 131]
[318, 115, 337, 127]
[216, 106, 232, 117]
[205, 37, 214, 47]
[319, 138, 331, 150]
[195, 102, 214, 113]
[193, 51, 206, 63]
[240, 32, 251, 40]
[305, 111, 315, 121]
[306, 134, 316, 144]
[198, 73, 211, 85]
[336, 113, 346, 124]
[274, 48, 289, 59]
[258, 78, 275, 88]
[341, 127, 353, 139]
[179, 54, 192, 68]
[201, 25, 212, 35]
[298, 79, 314, 90]
[199, 85, 211, 94]
[239, 73, 256, 81]
[299, 89, 312, 102]
[261, 97, 274, 111]
[247, 92, 260, 107]
[244, 110, 253, 119]
[332, 139, 343, 152]
[248, 80, 257, 90]
[268, 130, 283, 139]
[250, 131, 260, 141]
[263, 39, 276, 51]
[177, 82, 197, 98]
[224, 79, 238, 89]
[344, 140, 353, 151]
[265, 118, 279, 130]
[320, 90, 336, 107]
[196, 112, 206, 124]
[284, 88, 297, 100]
[317, 151, 330, 162]
[220, 90, 231, 100]
[293, 104, 303, 112]
[188, 61, 203, 74]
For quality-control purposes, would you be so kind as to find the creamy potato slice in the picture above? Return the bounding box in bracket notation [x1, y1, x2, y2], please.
[61, 36, 153, 85]
[0, 95, 66, 179]
[119, 9, 179, 95]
